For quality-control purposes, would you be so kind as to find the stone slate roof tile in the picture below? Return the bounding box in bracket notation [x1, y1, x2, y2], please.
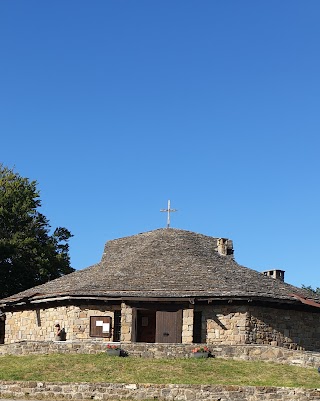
[0, 228, 318, 305]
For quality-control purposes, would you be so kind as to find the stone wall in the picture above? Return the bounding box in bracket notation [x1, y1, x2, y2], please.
[0, 380, 320, 401]
[2, 342, 320, 400]
[181, 307, 193, 343]
[4, 304, 195, 345]
[200, 305, 247, 344]
[120, 302, 132, 342]
[4, 303, 320, 352]
[4, 305, 120, 344]
[247, 305, 320, 351]
[198, 304, 320, 351]
[1, 341, 320, 368]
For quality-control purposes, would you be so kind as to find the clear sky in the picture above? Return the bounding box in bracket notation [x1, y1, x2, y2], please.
[1, 1, 319, 289]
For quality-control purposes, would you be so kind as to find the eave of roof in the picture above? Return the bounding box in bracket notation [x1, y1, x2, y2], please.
[0, 292, 315, 310]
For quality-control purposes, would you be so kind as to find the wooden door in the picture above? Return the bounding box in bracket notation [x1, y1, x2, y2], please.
[156, 310, 182, 343]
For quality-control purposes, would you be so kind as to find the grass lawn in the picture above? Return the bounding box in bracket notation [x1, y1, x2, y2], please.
[0, 354, 320, 389]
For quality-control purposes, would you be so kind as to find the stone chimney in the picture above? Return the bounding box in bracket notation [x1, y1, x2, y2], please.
[263, 269, 285, 282]
[217, 238, 234, 256]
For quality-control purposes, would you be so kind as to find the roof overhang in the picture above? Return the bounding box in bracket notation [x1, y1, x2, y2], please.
[0, 293, 310, 309]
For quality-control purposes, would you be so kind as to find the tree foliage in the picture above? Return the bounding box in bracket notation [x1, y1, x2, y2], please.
[0, 164, 74, 299]
[301, 285, 320, 296]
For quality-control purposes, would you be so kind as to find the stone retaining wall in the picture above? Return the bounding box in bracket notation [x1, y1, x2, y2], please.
[0, 381, 320, 401]
[1, 341, 320, 368]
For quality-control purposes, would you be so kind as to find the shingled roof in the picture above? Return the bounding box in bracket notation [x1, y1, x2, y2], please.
[0, 228, 318, 306]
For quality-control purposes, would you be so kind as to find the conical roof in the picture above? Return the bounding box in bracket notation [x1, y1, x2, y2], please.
[0, 228, 317, 305]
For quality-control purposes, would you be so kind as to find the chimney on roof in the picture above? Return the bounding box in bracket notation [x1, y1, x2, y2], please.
[263, 269, 285, 282]
[217, 238, 234, 256]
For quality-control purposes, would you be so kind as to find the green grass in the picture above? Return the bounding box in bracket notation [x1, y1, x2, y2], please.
[0, 353, 319, 389]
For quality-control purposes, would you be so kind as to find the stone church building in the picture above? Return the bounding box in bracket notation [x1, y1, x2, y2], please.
[1, 228, 320, 351]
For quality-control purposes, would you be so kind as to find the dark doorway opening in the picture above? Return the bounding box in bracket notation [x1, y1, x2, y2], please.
[113, 310, 121, 342]
[0, 320, 4, 344]
[137, 310, 156, 342]
[193, 311, 202, 343]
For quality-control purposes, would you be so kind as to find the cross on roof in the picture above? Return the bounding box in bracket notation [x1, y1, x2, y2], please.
[160, 200, 177, 228]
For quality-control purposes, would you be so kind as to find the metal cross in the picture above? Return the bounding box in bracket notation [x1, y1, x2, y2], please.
[160, 200, 177, 228]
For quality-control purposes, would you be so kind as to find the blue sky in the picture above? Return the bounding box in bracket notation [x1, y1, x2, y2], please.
[1, 1, 319, 289]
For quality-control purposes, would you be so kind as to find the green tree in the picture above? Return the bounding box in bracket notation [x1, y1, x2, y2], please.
[0, 164, 74, 299]
[301, 285, 320, 296]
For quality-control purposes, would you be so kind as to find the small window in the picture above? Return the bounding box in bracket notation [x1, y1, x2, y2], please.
[90, 316, 112, 338]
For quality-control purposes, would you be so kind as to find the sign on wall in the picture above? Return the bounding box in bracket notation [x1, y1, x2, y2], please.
[90, 316, 112, 338]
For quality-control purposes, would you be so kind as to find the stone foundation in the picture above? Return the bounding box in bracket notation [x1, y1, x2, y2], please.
[1, 341, 320, 368]
[0, 380, 320, 401]
[1, 342, 320, 400]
